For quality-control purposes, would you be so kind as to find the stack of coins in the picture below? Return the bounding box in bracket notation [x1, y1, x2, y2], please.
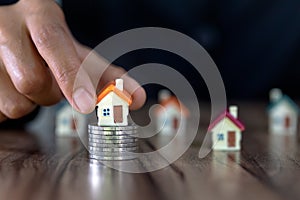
[88, 123, 138, 161]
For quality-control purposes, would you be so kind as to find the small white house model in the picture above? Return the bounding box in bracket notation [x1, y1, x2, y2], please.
[96, 79, 132, 126]
[267, 88, 299, 134]
[55, 102, 87, 137]
[155, 90, 189, 134]
[209, 106, 245, 151]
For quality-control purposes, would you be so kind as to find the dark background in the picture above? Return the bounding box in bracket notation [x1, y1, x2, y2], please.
[1, 0, 300, 127]
[2, 0, 300, 128]
[63, 0, 300, 101]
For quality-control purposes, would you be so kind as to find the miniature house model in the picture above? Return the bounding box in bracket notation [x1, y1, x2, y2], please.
[267, 89, 299, 134]
[209, 106, 245, 151]
[56, 102, 87, 137]
[155, 90, 189, 134]
[96, 79, 132, 126]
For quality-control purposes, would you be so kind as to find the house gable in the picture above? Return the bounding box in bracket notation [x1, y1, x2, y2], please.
[268, 95, 300, 114]
[269, 98, 299, 116]
[96, 82, 132, 105]
[208, 112, 245, 132]
[156, 96, 189, 117]
[211, 117, 242, 134]
[97, 92, 129, 108]
[96, 92, 129, 126]
[162, 104, 182, 118]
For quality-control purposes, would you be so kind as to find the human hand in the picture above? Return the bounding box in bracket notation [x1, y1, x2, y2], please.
[0, 0, 146, 122]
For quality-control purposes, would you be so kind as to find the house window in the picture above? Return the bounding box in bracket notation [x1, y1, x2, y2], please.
[62, 118, 68, 125]
[217, 133, 224, 141]
[103, 108, 110, 116]
[273, 117, 281, 124]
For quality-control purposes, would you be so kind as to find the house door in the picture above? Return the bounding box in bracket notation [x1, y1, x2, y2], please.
[71, 118, 77, 131]
[228, 131, 236, 147]
[285, 116, 290, 128]
[173, 118, 178, 130]
[114, 105, 123, 123]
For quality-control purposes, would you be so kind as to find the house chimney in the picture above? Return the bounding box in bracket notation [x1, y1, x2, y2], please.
[229, 105, 238, 119]
[115, 79, 123, 91]
[158, 89, 171, 103]
[270, 88, 282, 102]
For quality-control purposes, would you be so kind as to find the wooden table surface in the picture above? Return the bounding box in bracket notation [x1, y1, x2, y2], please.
[0, 102, 299, 200]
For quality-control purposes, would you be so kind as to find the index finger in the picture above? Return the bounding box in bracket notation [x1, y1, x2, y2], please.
[25, 8, 96, 113]
[75, 46, 146, 110]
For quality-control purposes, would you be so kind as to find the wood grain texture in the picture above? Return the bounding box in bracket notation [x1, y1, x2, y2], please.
[0, 102, 299, 200]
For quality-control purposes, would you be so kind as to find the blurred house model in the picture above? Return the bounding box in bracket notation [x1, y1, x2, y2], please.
[209, 106, 245, 151]
[267, 88, 299, 134]
[56, 102, 87, 137]
[155, 90, 189, 134]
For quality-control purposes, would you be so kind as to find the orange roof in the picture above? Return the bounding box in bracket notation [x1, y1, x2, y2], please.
[156, 96, 190, 117]
[96, 81, 132, 105]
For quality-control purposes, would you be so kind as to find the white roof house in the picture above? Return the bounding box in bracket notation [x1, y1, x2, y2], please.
[268, 89, 299, 134]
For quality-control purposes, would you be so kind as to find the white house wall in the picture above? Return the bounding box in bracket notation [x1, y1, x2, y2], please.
[56, 105, 87, 137]
[157, 111, 168, 133]
[212, 118, 242, 151]
[156, 104, 186, 134]
[97, 92, 129, 126]
[269, 101, 298, 134]
[74, 112, 87, 136]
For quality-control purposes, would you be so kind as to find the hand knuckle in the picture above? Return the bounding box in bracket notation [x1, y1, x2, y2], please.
[4, 101, 34, 119]
[0, 113, 7, 123]
[0, 29, 10, 46]
[114, 67, 127, 76]
[34, 23, 65, 50]
[27, 1, 65, 20]
[56, 66, 78, 86]
[14, 73, 46, 95]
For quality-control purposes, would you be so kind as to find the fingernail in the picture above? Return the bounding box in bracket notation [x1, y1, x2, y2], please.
[73, 87, 95, 113]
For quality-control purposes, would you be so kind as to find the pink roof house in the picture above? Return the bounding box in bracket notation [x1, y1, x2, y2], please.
[209, 106, 245, 151]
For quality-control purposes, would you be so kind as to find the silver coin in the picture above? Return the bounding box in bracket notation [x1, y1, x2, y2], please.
[88, 133, 138, 140]
[88, 123, 138, 131]
[88, 142, 138, 148]
[89, 133, 137, 138]
[89, 158, 137, 163]
[88, 129, 138, 135]
[89, 152, 138, 159]
[89, 150, 138, 156]
[89, 148, 139, 154]
[88, 137, 138, 144]
[89, 146, 138, 152]
[89, 142, 137, 148]
[89, 140, 138, 146]
[89, 158, 137, 164]
[89, 144, 137, 149]
[88, 137, 138, 142]
[89, 154, 137, 161]
[88, 129, 138, 136]
[88, 125, 138, 131]
[88, 135, 134, 140]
